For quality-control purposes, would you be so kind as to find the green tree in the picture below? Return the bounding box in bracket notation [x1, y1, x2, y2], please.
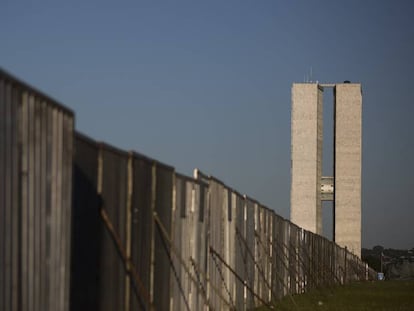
[373, 245, 384, 254]
[363, 255, 381, 272]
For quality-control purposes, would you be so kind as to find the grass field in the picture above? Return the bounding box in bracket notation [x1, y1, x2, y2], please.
[257, 281, 414, 310]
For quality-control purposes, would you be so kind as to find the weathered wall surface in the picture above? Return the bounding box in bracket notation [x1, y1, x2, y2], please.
[291, 82, 362, 258]
[0, 69, 74, 311]
[335, 84, 362, 257]
[291, 83, 323, 234]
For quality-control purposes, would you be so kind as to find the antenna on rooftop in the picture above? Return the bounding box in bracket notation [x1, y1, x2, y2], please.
[303, 67, 315, 83]
[310, 66, 313, 82]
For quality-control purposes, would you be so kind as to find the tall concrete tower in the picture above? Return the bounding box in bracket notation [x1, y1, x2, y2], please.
[290, 82, 362, 257]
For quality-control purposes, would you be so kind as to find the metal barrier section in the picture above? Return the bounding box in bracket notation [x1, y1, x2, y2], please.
[207, 177, 227, 310]
[72, 140, 373, 310]
[1, 68, 378, 311]
[170, 174, 209, 311]
[234, 192, 246, 310]
[129, 153, 153, 311]
[0, 69, 74, 311]
[71, 133, 100, 311]
[152, 162, 174, 311]
[98, 143, 129, 311]
[171, 174, 188, 311]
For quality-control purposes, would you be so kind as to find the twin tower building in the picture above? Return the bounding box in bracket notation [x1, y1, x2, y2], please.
[291, 83, 362, 257]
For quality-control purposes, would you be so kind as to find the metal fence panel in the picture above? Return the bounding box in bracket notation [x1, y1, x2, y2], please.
[71, 133, 100, 310]
[0, 75, 18, 311]
[0, 69, 74, 311]
[288, 223, 300, 294]
[170, 173, 211, 311]
[273, 214, 287, 299]
[259, 206, 271, 302]
[227, 191, 237, 307]
[182, 179, 192, 309]
[98, 144, 128, 311]
[245, 198, 255, 309]
[171, 175, 186, 311]
[192, 181, 208, 310]
[207, 178, 226, 310]
[130, 153, 153, 311]
[152, 163, 174, 311]
[234, 193, 246, 310]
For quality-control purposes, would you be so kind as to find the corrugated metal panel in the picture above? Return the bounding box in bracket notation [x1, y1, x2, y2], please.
[207, 178, 226, 310]
[226, 190, 236, 307]
[245, 198, 255, 309]
[289, 223, 300, 294]
[234, 193, 246, 311]
[71, 133, 100, 310]
[192, 181, 208, 310]
[171, 173, 210, 311]
[275, 214, 287, 299]
[129, 153, 154, 311]
[259, 207, 272, 301]
[0, 69, 74, 311]
[253, 202, 259, 301]
[302, 230, 311, 290]
[171, 175, 186, 311]
[98, 143, 128, 311]
[182, 179, 192, 309]
[152, 162, 174, 311]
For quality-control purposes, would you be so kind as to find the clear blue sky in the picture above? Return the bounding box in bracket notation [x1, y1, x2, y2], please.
[1, 1, 413, 249]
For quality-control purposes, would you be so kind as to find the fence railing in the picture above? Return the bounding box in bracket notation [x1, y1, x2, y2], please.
[71, 133, 376, 311]
[1, 68, 377, 311]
